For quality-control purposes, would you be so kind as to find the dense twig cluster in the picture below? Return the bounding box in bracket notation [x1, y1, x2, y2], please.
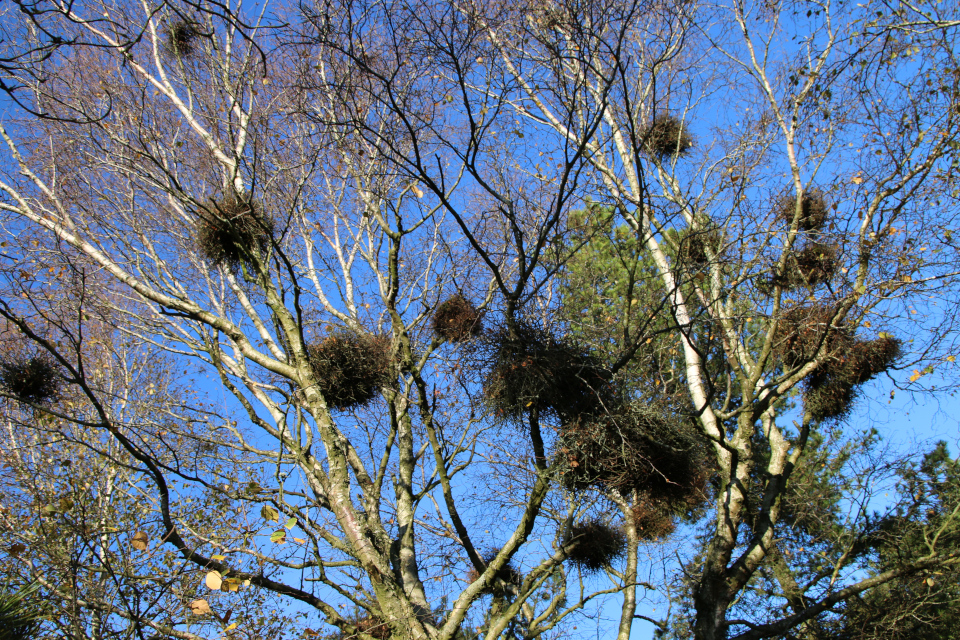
[805, 336, 902, 421]
[766, 242, 839, 290]
[477, 321, 709, 522]
[0, 354, 61, 404]
[762, 188, 841, 292]
[432, 295, 482, 342]
[167, 21, 200, 58]
[557, 407, 709, 507]
[776, 305, 852, 369]
[307, 331, 393, 410]
[481, 323, 615, 421]
[196, 192, 274, 270]
[776, 305, 901, 420]
[328, 611, 392, 640]
[631, 499, 677, 541]
[466, 551, 523, 597]
[676, 226, 725, 270]
[355, 616, 392, 640]
[565, 520, 626, 572]
[775, 189, 830, 231]
[642, 116, 693, 159]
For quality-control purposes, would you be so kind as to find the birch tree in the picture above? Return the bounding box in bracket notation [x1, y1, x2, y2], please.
[0, 1, 958, 639]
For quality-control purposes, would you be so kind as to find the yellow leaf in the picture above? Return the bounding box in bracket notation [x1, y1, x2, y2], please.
[225, 622, 238, 631]
[131, 531, 149, 551]
[910, 370, 922, 383]
[260, 505, 279, 522]
[411, 185, 424, 198]
[947, 355, 956, 363]
[205, 571, 223, 590]
[189, 599, 212, 616]
[211, 554, 226, 561]
[293, 537, 307, 544]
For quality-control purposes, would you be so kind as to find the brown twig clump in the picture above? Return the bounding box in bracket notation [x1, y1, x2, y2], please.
[804, 335, 902, 421]
[196, 192, 274, 270]
[676, 227, 724, 270]
[356, 616, 392, 640]
[565, 520, 626, 572]
[775, 304, 853, 370]
[432, 295, 482, 342]
[775, 306, 902, 420]
[167, 21, 200, 58]
[642, 116, 693, 160]
[767, 242, 839, 290]
[307, 330, 393, 410]
[466, 550, 523, 597]
[558, 408, 709, 508]
[804, 381, 859, 422]
[631, 500, 676, 541]
[0, 354, 61, 404]
[775, 189, 829, 231]
[481, 323, 616, 422]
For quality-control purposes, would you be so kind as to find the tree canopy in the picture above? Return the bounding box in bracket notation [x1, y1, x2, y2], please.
[0, 1, 958, 639]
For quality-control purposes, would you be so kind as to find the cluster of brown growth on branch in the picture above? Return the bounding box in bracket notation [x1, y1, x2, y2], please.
[477, 321, 710, 547]
[0, 353, 61, 404]
[775, 189, 830, 232]
[557, 408, 710, 509]
[167, 21, 200, 58]
[196, 192, 275, 270]
[307, 330, 394, 410]
[631, 499, 677, 541]
[480, 323, 615, 422]
[642, 116, 694, 160]
[466, 550, 523, 597]
[565, 519, 627, 572]
[676, 226, 725, 271]
[765, 242, 839, 290]
[776, 305, 901, 421]
[432, 295, 483, 342]
[763, 189, 841, 291]
[355, 616, 392, 640]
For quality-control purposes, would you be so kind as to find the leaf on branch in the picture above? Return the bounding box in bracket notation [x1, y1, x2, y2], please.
[270, 530, 287, 544]
[130, 531, 149, 551]
[284, 517, 297, 530]
[205, 570, 223, 590]
[7, 543, 25, 555]
[190, 599, 212, 616]
[261, 504, 279, 522]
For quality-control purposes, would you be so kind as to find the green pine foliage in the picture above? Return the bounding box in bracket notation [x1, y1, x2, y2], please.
[0, 582, 44, 640]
